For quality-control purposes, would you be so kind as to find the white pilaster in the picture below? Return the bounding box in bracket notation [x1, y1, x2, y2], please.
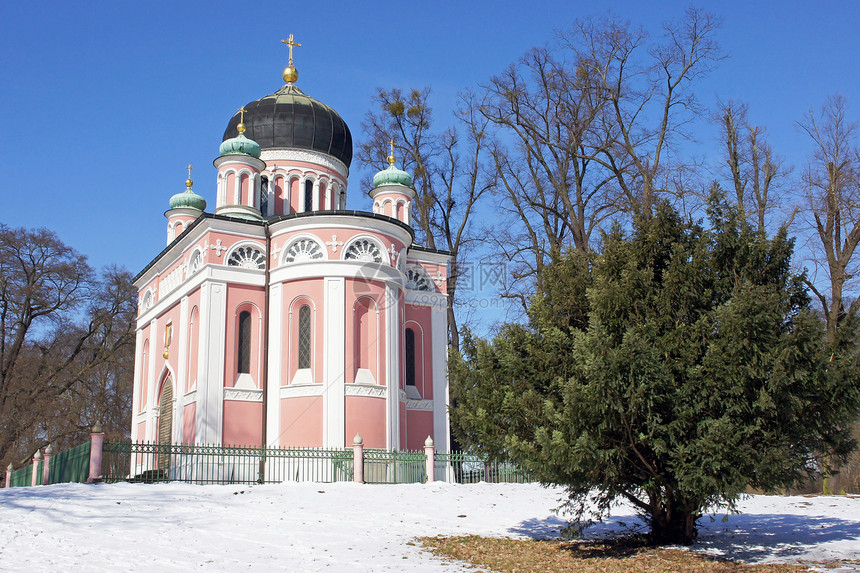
[323, 277, 345, 447]
[131, 328, 143, 437]
[385, 284, 401, 451]
[267, 283, 283, 446]
[312, 180, 320, 211]
[431, 297, 449, 452]
[146, 317, 158, 442]
[175, 295, 189, 442]
[197, 281, 227, 444]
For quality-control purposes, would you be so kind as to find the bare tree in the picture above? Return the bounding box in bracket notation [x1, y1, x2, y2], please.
[569, 8, 723, 218]
[718, 101, 791, 232]
[0, 225, 136, 472]
[359, 88, 492, 350]
[798, 95, 860, 340]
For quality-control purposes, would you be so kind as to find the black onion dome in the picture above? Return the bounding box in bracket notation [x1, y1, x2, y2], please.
[223, 85, 352, 168]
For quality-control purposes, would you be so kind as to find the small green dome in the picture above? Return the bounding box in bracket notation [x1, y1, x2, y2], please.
[372, 161, 413, 188]
[219, 132, 262, 158]
[169, 187, 207, 211]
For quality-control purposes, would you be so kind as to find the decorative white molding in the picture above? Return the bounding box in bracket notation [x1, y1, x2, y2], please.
[159, 264, 184, 299]
[345, 384, 386, 398]
[354, 368, 377, 385]
[290, 368, 314, 385]
[405, 264, 433, 292]
[182, 389, 197, 405]
[400, 389, 433, 412]
[284, 236, 326, 263]
[224, 387, 264, 402]
[325, 234, 344, 253]
[211, 239, 228, 257]
[261, 148, 349, 179]
[279, 384, 324, 398]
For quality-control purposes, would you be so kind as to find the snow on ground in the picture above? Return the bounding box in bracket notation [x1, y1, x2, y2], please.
[0, 481, 858, 572]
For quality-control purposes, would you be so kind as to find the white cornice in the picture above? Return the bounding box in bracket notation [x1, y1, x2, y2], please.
[345, 384, 387, 398]
[261, 148, 349, 179]
[269, 215, 412, 247]
[224, 387, 264, 402]
[270, 260, 405, 287]
[279, 384, 325, 398]
[406, 250, 451, 265]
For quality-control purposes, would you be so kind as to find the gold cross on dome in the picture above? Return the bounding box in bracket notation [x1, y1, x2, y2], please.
[390, 139, 395, 156]
[186, 164, 193, 178]
[281, 34, 302, 65]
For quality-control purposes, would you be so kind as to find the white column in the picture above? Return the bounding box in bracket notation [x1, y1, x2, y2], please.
[431, 295, 449, 452]
[266, 283, 283, 446]
[197, 281, 228, 444]
[385, 284, 401, 451]
[325, 183, 332, 210]
[175, 295, 189, 443]
[323, 277, 345, 447]
[145, 317, 159, 442]
[131, 328, 143, 437]
[312, 179, 320, 211]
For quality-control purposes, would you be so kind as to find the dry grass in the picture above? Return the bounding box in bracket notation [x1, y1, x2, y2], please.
[418, 535, 813, 572]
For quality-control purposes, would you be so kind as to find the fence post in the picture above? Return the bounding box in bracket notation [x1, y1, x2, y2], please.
[424, 436, 435, 483]
[5, 463, 11, 488]
[353, 433, 364, 484]
[31, 450, 42, 486]
[87, 422, 105, 484]
[42, 444, 53, 485]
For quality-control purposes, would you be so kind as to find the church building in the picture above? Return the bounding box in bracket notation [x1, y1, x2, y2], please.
[131, 38, 451, 453]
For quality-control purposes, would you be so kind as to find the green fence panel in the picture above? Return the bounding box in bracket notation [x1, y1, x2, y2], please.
[102, 441, 355, 485]
[9, 464, 32, 487]
[434, 452, 531, 484]
[364, 449, 426, 484]
[47, 442, 91, 484]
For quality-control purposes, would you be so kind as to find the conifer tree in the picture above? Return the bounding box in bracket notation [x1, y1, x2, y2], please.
[450, 194, 860, 545]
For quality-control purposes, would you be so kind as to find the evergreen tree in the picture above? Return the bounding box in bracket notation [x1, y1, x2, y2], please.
[450, 195, 860, 545]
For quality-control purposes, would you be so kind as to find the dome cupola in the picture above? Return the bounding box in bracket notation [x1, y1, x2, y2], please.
[169, 170, 207, 211]
[221, 35, 352, 169]
[372, 151, 413, 188]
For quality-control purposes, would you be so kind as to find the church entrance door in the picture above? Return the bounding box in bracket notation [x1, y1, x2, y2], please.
[158, 378, 174, 472]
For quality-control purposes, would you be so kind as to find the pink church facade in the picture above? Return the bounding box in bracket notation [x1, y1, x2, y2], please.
[131, 64, 450, 454]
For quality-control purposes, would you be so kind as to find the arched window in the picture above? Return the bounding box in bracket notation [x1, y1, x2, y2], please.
[405, 328, 416, 387]
[304, 180, 313, 212]
[260, 176, 269, 215]
[237, 310, 251, 374]
[298, 304, 311, 369]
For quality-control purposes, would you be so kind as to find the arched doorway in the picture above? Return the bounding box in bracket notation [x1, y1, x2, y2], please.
[157, 377, 174, 472]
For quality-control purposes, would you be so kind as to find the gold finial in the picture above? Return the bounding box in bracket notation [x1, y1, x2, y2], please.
[237, 107, 247, 134]
[186, 164, 194, 189]
[281, 34, 301, 83]
[387, 139, 396, 165]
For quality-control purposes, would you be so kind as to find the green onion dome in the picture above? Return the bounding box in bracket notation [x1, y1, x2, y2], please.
[219, 131, 262, 158]
[169, 177, 207, 211]
[372, 155, 413, 188]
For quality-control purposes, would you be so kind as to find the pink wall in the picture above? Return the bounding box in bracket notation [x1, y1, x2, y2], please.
[345, 396, 386, 449]
[289, 177, 300, 213]
[346, 278, 387, 386]
[239, 172, 251, 206]
[186, 302, 200, 392]
[138, 336, 149, 411]
[405, 410, 433, 451]
[280, 397, 323, 447]
[405, 304, 433, 399]
[281, 279, 325, 385]
[182, 403, 196, 444]
[274, 175, 286, 216]
[223, 401, 263, 446]
[224, 285, 266, 388]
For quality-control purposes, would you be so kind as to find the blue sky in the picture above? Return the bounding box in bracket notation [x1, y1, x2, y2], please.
[2, 1, 858, 320]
